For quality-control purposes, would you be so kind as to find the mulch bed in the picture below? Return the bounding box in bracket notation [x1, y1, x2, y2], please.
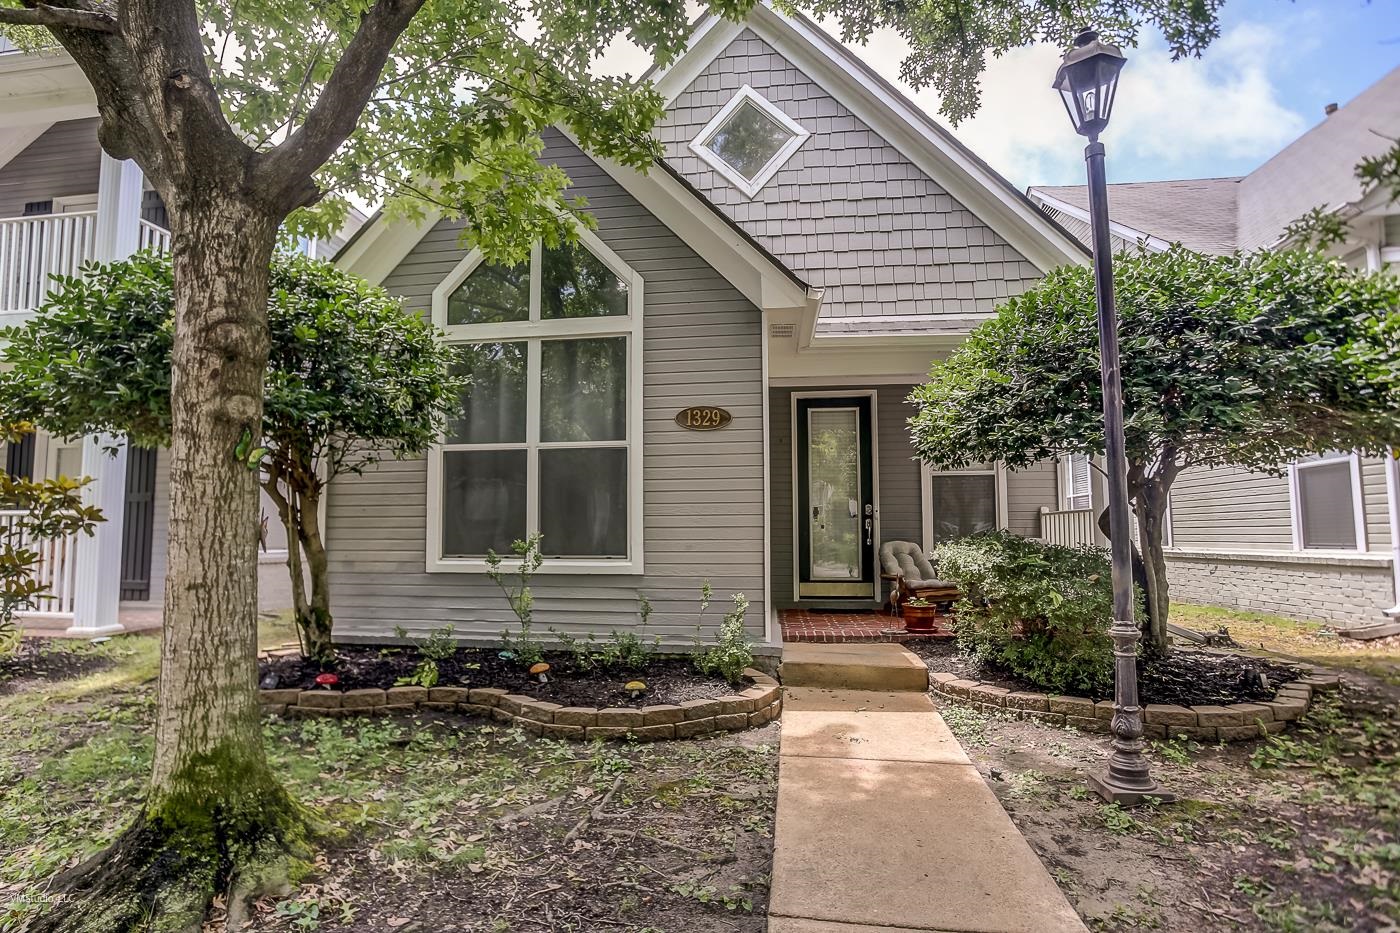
[258, 645, 739, 709]
[908, 639, 1301, 706]
[0, 639, 113, 692]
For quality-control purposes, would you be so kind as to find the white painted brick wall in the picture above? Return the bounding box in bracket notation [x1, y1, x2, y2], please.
[1165, 554, 1394, 628]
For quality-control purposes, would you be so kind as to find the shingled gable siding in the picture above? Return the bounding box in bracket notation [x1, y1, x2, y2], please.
[656, 30, 1043, 325]
[769, 383, 1061, 605]
[0, 119, 102, 218]
[324, 133, 768, 648]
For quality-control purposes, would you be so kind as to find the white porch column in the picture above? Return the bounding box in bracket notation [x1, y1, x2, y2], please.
[68, 154, 144, 636]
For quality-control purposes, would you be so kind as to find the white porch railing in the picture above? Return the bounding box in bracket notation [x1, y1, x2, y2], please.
[0, 510, 79, 621]
[1039, 507, 1098, 549]
[139, 218, 171, 253]
[0, 211, 171, 314]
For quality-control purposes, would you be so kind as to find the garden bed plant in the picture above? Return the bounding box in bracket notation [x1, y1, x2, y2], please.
[259, 537, 765, 711]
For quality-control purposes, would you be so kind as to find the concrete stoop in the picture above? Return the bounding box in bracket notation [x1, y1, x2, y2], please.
[779, 642, 930, 692]
[768, 650, 1086, 933]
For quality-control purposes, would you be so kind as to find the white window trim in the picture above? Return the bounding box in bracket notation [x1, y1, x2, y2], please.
[921, 461, 1008, 553]
[1058, 452, 1093, 512]
[1288, 452, 1366, 553]
[425, 225, 645, 574]
[689, 85, 811, 199]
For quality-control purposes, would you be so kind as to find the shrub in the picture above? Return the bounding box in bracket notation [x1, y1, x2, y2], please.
[934, 531, 1124, 696]
[694, 593, 755, 686]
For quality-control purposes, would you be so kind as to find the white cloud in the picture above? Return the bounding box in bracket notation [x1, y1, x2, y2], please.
[836, 21, 1308, 187]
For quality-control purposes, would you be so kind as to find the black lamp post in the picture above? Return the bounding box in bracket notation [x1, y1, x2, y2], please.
[1053, 29, 1172, 806]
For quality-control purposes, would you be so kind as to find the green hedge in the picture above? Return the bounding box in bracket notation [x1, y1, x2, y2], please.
[934, 530, 1128, 696]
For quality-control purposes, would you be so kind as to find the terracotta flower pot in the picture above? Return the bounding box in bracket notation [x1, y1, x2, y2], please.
[903, 604, 943, 634]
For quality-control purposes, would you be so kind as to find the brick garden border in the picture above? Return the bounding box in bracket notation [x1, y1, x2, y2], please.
[928, 667, 1341, 743]
[258, 667, 782, 742]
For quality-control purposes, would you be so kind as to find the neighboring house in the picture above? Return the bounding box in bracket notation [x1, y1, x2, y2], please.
[1028, 64, 1400, 628]
[0, 44, 359, 634]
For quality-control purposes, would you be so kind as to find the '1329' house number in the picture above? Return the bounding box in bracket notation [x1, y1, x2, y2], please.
[675, 407, 731, 431]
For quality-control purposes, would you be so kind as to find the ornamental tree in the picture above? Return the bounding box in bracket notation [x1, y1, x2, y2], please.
[0, 0, 1225, 926]
[0, 252, 462, 661]
[908, 246, 1400, 654]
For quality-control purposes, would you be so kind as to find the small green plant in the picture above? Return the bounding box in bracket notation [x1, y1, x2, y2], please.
[693, 579, 714, 650]
[392, 624, 457, 688]
[598, 630, 652, 672]
[694, 593, 754, 686]
[487, 534, 545, 667]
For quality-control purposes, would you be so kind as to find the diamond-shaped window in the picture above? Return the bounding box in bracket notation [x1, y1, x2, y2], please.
[690, 86, 809, 197]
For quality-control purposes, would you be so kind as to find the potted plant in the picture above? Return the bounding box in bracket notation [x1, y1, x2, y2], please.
[901, 598, 949, 635]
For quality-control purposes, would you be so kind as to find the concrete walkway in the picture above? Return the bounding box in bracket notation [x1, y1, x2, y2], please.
[769, 644, 1085, 933]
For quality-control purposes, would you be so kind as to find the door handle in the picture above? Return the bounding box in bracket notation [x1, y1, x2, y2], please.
[864, 517, 873, 546]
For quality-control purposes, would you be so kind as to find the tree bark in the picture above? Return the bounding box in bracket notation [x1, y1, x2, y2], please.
[1133, 480, 1173, 656]
[297, 483, 334, 659]
[33, 193, 308, 933]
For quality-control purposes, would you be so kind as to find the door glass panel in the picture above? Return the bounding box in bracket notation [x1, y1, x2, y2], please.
[930, 474, 997, 545]
[807, 408, 862, 581]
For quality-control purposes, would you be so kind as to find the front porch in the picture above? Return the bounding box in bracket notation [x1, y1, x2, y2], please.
[779, 607, 949, 644]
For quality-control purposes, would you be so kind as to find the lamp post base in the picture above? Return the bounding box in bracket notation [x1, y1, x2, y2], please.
[1087, 772, 1176, 807]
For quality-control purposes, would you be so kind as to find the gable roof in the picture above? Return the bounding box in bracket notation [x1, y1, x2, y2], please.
[650, 4, 1088, 277]
[1029, 63, 1400, 255]
[335, 132, 815, 315]
[1237, 64, 1400, 251]
[1032, 178, 1241, 255]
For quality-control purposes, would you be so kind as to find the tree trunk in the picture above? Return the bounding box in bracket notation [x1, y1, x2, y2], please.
[1133, 481, 1172, 656]
[35, 194, 308, 933]
[295, 483, 334, 659]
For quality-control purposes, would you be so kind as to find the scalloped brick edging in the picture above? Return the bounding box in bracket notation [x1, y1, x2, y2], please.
[928, 667, 1341, 743]
[258, 667, 783, 742]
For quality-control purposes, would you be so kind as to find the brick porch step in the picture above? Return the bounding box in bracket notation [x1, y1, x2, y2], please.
[779, 643, 930, 692]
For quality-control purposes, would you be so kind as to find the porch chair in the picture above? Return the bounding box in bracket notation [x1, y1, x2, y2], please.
[879, 540, 959, 616]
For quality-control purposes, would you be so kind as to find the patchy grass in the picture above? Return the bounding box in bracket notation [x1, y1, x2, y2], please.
[1172, 602, 1400, 687]
[937, 604, 1400, 931]
[0, 636, 777, 932]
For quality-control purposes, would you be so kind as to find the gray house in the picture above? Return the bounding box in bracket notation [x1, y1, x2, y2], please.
[4, 7, 1394, 648]
[326, 5, 1090, 652]
[1029, 65, 1400, 629]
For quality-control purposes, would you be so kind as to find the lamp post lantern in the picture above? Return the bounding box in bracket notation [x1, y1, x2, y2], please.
[1054, 29, 1173, 806]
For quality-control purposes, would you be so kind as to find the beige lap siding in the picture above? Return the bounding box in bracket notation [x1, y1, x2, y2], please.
[325, 131, 768, 648]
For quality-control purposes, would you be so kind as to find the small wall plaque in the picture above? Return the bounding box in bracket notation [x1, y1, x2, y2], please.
[675, 406, 731, 431]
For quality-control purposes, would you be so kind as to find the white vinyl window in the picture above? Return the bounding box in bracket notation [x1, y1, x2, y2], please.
[922, 462, 1007, 549]
[689, 85, 810, 198]
[1062, 453, 1092, 511]
[427, 229, 644, 573]
[1290, 453, 1365, 551]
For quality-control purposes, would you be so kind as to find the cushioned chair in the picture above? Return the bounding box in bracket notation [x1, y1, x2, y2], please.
[879, 540, 959, 616]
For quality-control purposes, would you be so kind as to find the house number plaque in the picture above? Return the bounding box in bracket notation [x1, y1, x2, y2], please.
[675, 406, 731, 431]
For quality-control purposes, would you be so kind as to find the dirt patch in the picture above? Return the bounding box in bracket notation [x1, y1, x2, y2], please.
[909, 639, 1301, 705]
[0, 639, 113, 693]
[259, 646, 739, 708]
[937, 669, 1399, 931]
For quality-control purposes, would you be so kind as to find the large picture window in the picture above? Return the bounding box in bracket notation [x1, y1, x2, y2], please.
[428, 233, 644, 572]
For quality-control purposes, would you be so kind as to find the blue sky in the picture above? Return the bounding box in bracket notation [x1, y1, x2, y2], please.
[596, 2, 1400, 191]
[848, 0, 1400, 189]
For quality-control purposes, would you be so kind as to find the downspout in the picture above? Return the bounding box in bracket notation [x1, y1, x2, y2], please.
[1385, 449, 1400, 617]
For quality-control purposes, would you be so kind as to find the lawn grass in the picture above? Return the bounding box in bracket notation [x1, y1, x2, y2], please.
[0, 635, 777, 932]
[1172, 602, 1400, 686]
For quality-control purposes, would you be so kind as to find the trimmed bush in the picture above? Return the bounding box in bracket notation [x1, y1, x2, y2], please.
[934, 531, 1127, 696]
